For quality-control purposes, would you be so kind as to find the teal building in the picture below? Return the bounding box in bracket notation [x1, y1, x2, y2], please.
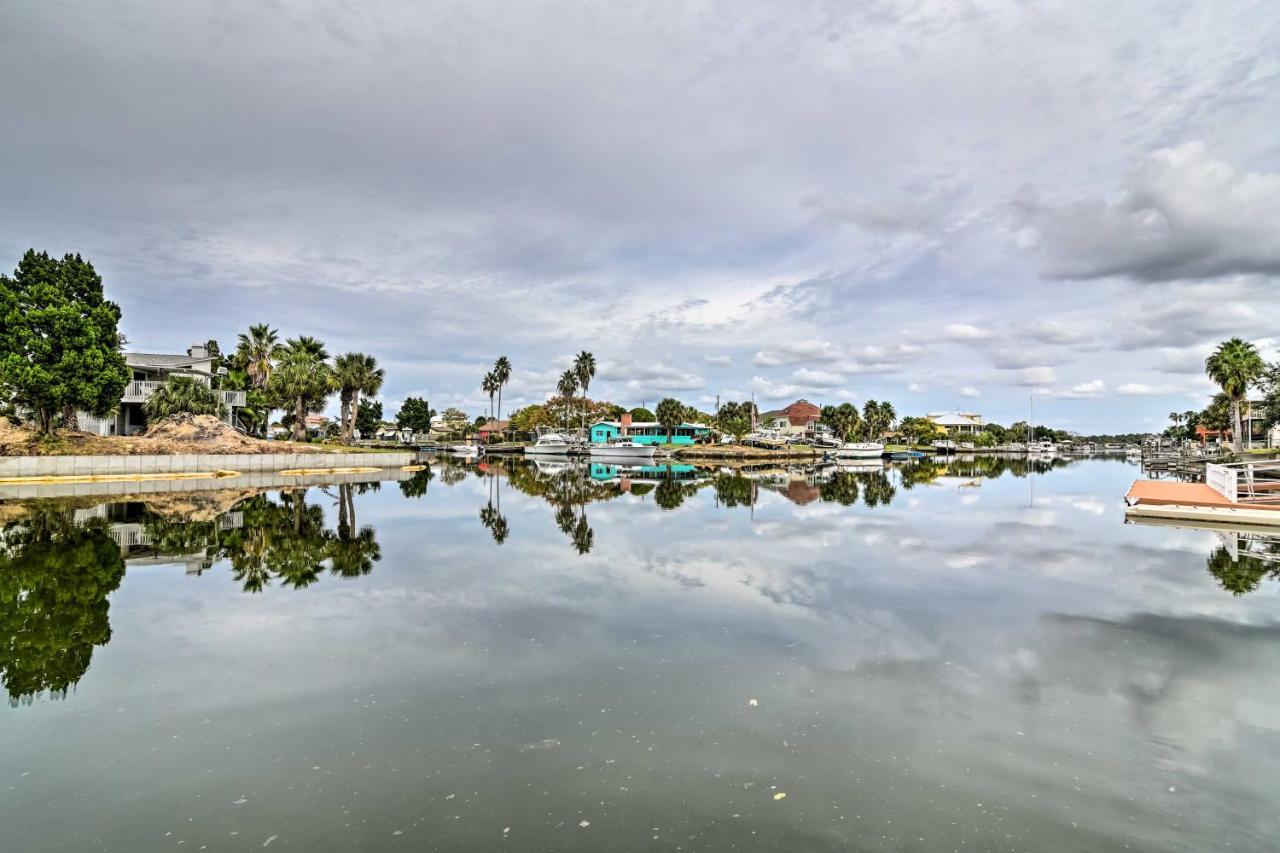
[589, 419, 712, 445]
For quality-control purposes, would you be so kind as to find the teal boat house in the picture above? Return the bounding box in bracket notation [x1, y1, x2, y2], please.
[590, 413, 712, 445]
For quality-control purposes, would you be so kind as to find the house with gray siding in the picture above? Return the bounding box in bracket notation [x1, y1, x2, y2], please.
[77, 343, 247, 436]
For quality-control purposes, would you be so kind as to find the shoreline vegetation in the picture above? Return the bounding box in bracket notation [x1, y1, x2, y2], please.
[6, 250, 1280, 460]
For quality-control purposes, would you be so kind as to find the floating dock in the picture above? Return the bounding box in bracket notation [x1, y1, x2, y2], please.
[1125, 461, 1280, 527]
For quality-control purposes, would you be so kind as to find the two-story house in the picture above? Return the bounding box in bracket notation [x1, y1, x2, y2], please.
[77, 343, 247, 436]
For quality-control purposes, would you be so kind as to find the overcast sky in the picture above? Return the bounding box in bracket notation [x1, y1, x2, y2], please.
[3, 1, 1279, 432]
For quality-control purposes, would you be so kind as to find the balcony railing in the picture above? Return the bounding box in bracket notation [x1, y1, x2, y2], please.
[121, 379, 246, 407]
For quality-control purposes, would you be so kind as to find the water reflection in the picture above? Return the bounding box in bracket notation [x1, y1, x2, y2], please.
[5, 455, 1280, 851]
[0, 504, 125, 705]
[1206, 530, 1280, 596]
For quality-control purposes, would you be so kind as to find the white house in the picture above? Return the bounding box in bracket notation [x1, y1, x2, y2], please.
[77, 343, 247, 436]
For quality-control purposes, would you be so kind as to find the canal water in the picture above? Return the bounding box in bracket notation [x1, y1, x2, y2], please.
[2, 456, 1278, 851]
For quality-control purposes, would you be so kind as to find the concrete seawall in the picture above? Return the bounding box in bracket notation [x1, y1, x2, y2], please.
[0, 464, 422, 501]
[0, 451, 416, 481]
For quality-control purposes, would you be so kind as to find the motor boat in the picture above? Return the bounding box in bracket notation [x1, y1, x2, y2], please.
[449, 443, 482, 457]
[932, 439, 957, 453]
[589, 438, 657, 460]
[833, 441, 885, 459]
[526, 432, 575, 456]
[1028, 441, 1057, 455]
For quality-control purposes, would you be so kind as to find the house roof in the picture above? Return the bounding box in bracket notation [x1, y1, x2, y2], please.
[126, 352, 208, 369]
[592, 420, 710, 429]
[927, 411, 983, 426]
[478, 419, 510, 431]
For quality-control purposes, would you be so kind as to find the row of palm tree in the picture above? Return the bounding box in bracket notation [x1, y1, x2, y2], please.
[552, 351, 597, 430]
[232, 323, 383, 442]
[482, 356, 512, 424]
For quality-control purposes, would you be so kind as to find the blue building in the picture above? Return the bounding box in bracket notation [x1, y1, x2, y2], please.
[590, 415, 712, 445]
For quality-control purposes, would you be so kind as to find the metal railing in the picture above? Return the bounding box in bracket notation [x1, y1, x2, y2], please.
[121, 379, 245, 407]
[1207, 460, 1280, 504]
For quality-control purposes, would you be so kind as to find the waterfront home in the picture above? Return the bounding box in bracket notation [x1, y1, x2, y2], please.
[76, 343, 247, 436]
[926, 411, 984, 436]
[478, 419, 510, 441]
[1197, 399, 1280, 449]
[758, 399, 822, 436]
[590, 412, 711, 445]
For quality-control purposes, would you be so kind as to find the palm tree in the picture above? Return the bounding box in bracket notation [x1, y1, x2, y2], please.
[143, 376, 227, 421]
[482, 371, 498, 423]
[334, 353, 384, 443]
[573, 351, 597, 431]
[236, 323, 281, 389]
[877, 401, 896, 438]
[270, 338, 333, 441]
[1205, 338, 1264, 452]
[493, 356, 512, 423]
[655, 397, 684, 445]
[557, 370, 578, 428]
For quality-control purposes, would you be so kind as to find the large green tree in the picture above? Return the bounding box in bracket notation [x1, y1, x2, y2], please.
[355, 399, 383, 438]
[396, 396, 435, 434]
[0, 251, 130, 435]
[1205, 338, 1265, 452]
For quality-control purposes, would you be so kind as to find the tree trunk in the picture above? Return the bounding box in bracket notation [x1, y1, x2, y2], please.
[497, 386, 502, 426]
[294, 396, 306, 442]
[348, 389, 360, 444]
[35, 406, 54, 436]
[1233, 398, 1243, 453]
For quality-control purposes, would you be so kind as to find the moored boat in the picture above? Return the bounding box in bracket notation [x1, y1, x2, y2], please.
[589, 438, 657, 460]
[834, 441, 884, 458]
[525, 432, 575, 456]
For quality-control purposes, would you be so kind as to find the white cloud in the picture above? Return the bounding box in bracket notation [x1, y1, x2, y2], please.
[752, 341, 843, 367]
[1053, 379, 1105, 399]
[598, 360, 705, 392]
[959, 386, 980, 398]
[1118, 383, 1160, 396]
[943, 323, 994, 342]
[703, 355, 733, 368]
[792, 367, 847, 387]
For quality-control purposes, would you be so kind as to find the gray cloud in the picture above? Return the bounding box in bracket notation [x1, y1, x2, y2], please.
[1021, 142, 1280, 282]
[2, 1, 1279, 430]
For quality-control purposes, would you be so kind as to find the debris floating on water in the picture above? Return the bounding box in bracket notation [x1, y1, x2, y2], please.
[748, 699, 758, 707]
[773, 792, 787, 801]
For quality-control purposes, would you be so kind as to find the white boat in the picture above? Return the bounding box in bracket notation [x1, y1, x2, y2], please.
[589, 438, 657, 460]
[833, 441, 885, 459]
[1028, 441, 1057, 455]
[449, 443, 482, 457]
[932, 439, 956, 453]
[525, 432, 575, 456]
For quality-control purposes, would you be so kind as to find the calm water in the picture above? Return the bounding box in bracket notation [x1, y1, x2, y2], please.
[2, 455, 1279, 852]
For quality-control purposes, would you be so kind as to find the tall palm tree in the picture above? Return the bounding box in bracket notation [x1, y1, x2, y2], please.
[573, 351, 596, 431]
[270, 337, 333, 441]
[482, 371, 498, 422]
[493, 356, 512, 423]
[236, 323, 281, 389]
[557, 370, 578, 429]
[1205, 338, 1264, 452]
[334, 353, 385, 443]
